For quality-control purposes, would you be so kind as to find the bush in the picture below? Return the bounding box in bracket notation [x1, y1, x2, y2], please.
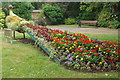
[77, 11, 97, 20]
[65, 18, 77, 25]
[97, 8, 112, 27]
[43, 4, 64, 25]
[0, 10, 6, 28]
[2, 2, 34, 20]
[108, 20, 120, 29]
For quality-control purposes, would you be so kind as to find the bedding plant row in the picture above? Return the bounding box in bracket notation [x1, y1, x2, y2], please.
[25, 24, 120, 72]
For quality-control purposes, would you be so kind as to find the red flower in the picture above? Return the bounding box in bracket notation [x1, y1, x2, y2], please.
[85, 50, 88, 52]
[82, 53, 86, 55]
[66, 40, 68, 43]
[87, 54, 90, 56]
[110, 42, 112, 45]
[95, 53, 98, 55]
[79, 33, 81, 36]
[77, 40, 79, 42]
[79, 55, 81, 57]
[78, 48, 80, 50]
[93, 50, 96, 52]
[73, 33, 75, 36]
[100, 47, 103, 49]
[54, 38, 58, 42]
[66, 43, 68, 45]
[107, 45, 110, 47]
[80, 40, 83, 42]
[83, 43, 86, 45]
[70, 41, 72, 43]
[79, 50, 82, 52]
[112, 46, 115, 49]
[107, 49, 110, 52]
[61, 42, 64, 44]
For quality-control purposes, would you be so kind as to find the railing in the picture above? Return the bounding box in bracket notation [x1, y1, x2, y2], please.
[26, 30, 61, 64]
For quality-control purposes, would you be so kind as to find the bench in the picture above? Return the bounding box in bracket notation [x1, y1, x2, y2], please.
[78, 20, 98, 27]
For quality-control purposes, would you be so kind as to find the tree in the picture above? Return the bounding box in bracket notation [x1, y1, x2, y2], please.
[2, 2, 34, 20]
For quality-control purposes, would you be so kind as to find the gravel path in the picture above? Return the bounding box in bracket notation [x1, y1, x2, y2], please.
[51, 27, 119, 34]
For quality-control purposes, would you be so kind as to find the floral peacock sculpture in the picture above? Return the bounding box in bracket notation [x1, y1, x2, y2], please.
[5, 5, 34, 39]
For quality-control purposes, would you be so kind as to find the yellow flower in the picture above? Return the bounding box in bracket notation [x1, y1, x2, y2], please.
[111, 54, 114, 57]
[86, 47, 88, 49]
[88, 61, 90, 63]
[81, 58, 83, 61]
[56, 37, 58, 38]
[104, 52, 106, 53]
[99, 48, 101, 51]
[72, 46, 74, 48]
[90, 47, 93, 49]
[106, 53, 108, 55]
[76, 55, 79, 58]
[90, 51, 92, 53]
[52, 41, 54, 43]
[89, 38, 91, 41]
[66, 48, 68, 50]
[62, 46, 65, 48]
[72, 52, 74, 53]
[78, 45, 80, 47]
[99, 62, 102, 65]
[117, 56, 119, 58]
[96, 45, 98, 47]
[73, 44, 76, 46]
[58, 46, 60, 49]
[54, 44, 56, 45]
[102, 43, 105, 45]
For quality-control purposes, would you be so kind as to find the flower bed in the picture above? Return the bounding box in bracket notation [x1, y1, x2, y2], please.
[26, 24, 120, 72]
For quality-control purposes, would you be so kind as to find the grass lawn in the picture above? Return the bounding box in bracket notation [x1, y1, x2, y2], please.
[1, 31, 119, 78]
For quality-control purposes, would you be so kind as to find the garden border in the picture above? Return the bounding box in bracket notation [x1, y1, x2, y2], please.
[26, 30, 61, 64]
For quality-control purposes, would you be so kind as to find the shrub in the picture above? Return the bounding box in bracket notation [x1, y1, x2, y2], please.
[77, 11, 97, 20]
[43, 4, 64, 25]
[108, 20, 120, 29]
[97, 8, 112, 27]
[2, 2, 34, 20]
[65, 18, 77, 25]
[0, 10, 5, 28]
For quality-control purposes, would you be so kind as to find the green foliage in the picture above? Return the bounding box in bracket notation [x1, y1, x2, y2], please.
[65, 18, 77, 25]
[0, 10, 6, 28]
[2, 2, 34, 20]
[43, 4, 64, 25]
[39, 11, 45, 18]
[8, 22, 19, 31]
[108, 20, 120, 29]
[97, 8, 112, 27]
[77, 11, 97, 20]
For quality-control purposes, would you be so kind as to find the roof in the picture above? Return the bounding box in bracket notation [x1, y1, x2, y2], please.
[32, 10, 42, 13]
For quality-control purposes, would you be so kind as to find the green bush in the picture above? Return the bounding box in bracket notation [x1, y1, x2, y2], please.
[65, 18, 77, 25]
[77, 11, 97, 20]
[43, 4, 64, 25]
[97, 8, 112, 27]
[108, 20, 120, 29]
[2, 2, 34, 20]
[0, 10, 5, 28]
